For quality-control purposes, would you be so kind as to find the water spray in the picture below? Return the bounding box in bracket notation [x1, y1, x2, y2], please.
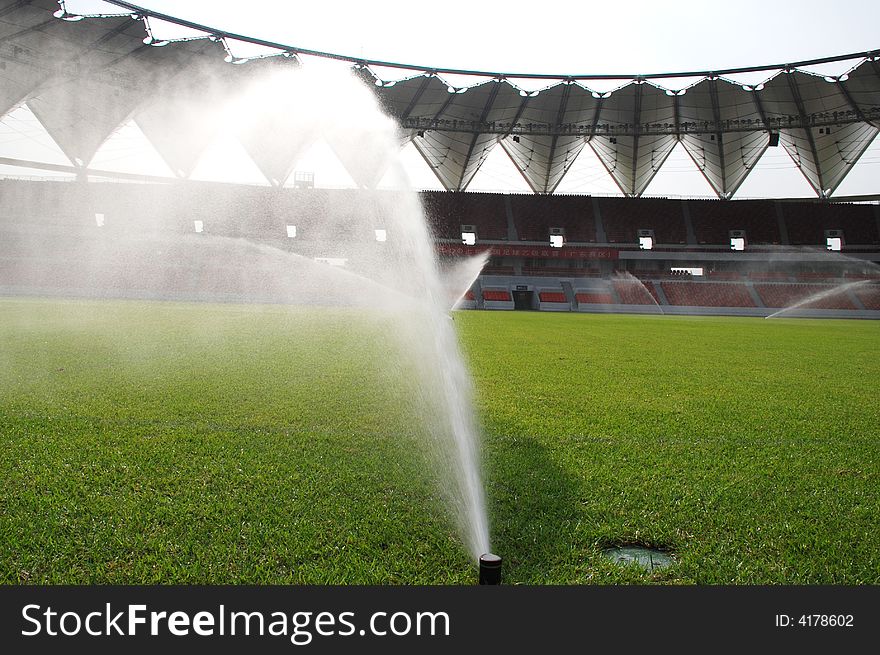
[479, 553, 502, 585]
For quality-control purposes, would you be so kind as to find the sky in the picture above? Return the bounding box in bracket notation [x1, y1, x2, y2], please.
[126, 0, 880, 78]
[3, 0, 880, 197]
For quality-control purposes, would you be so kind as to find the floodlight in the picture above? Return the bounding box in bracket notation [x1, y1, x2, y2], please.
[53, 10, 83, 21]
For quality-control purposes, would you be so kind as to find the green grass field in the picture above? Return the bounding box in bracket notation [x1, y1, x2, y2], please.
[1, 297, 878, 584]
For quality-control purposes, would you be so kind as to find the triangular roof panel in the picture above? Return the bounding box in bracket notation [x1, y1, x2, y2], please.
[756, 69, 879, 196]
[0, 2, 136, 116]
[499, 83, 597, 193]
[0, 1, 878, 197]
[25, 15, 150, 165]
[590, 83, 677, 195]
[407, 80, 523, 190]
[133, 49, 240, 178]
[839, 59, 880, 124]
[677, 78, 769, 197]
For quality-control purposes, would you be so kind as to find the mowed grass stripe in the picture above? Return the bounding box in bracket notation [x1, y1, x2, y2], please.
[455, 311, 879, 584]
[1, 299, 878, 583]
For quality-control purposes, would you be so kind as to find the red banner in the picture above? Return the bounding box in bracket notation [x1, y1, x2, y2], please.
[437, 243, 619, 260]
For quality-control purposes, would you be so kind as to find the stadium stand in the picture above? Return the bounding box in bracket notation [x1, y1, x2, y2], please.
[2, 178, 878, 317]
[481, 266, 517, 275]
[482, 290, 512, 302]
[0, 4, 876, 320]
[754, 284, 857, 309]
[423, 191, 509, 241]
[688, 199, 780, 245]
[784, 202, 880, 246]
[460, 193, 509, 240]
[661, 282, 756, 307]
[598, 197, 687, 244]
[422, 190, 464, 239]
[855, 284, 880, 310]
[706, 270, 743, 280]
[510, 194, 597, 243]
[747, 271, 792, 281]
[575, 292, 614, 304]
[612, 279, 660, 304]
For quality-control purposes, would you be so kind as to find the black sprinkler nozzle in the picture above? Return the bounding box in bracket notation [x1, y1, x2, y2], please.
[479, 553, 502, 585]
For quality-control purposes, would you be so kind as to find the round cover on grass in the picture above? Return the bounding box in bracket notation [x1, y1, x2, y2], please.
[604, 546, 674, 571]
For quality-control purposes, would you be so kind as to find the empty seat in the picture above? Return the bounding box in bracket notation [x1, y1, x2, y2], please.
[575, 292, 614, 304]
[661, 282, 756, 307]
[482, 289, 511, 301]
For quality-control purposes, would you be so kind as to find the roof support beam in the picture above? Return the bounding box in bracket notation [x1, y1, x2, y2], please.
[0, 154, 176, 183]
[672, 91, 681, 137]
[0, 18, 56, 46]
[457, 80, 500, 190]
[498, 93, 537, 193]
[0, 1, 34, 20]
[587, 95, 605, 141]
[500, 93, 531, 138]
[412, 91, 461, 190]
[748, 87, 771, 133]
[399, 74, 434, 122]
[678, 89, 726, 199]
[836, 79, 872, 126]
[630, 81, 643, 196]
[785, 71, 826, 196]
[708, 78, 728, 197]
[871, 59, 880, 83]
[542, 81, 572, 193]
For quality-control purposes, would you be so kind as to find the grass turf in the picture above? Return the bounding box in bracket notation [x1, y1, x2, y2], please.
[1, 297, 878, 584]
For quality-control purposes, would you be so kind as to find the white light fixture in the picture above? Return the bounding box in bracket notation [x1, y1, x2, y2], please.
[670, 267, 704, 276]
[286, 225, 297, 238]
[375, 229, 387, 242]
[53, 10, 84, 21]
[549, 234, 564, 248]
[94, 213, 105, 227]
[639, 236, 653, 250]
[462, 232, 476, 246]
[826, 237, 842, 251]
[194, 220, 204, 233]
[730, 230, 746, 251]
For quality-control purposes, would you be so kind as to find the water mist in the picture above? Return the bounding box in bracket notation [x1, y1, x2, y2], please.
[2, 60, 494, 570]
[223, 66, 493, 561]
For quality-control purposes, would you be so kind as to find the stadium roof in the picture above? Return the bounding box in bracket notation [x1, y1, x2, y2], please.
[2, 0, 879, 197]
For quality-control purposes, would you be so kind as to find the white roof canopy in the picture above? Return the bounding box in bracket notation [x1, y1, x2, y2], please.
[1, 0, 878, 197]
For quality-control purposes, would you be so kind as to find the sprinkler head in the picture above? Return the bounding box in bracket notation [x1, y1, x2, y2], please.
[479, 553, 502, 585]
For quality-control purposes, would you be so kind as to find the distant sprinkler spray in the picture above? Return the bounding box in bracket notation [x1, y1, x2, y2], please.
[479, 553, 502, 585]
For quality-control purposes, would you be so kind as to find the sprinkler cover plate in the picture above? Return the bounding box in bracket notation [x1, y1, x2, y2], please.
[604, 546, 673, 571]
